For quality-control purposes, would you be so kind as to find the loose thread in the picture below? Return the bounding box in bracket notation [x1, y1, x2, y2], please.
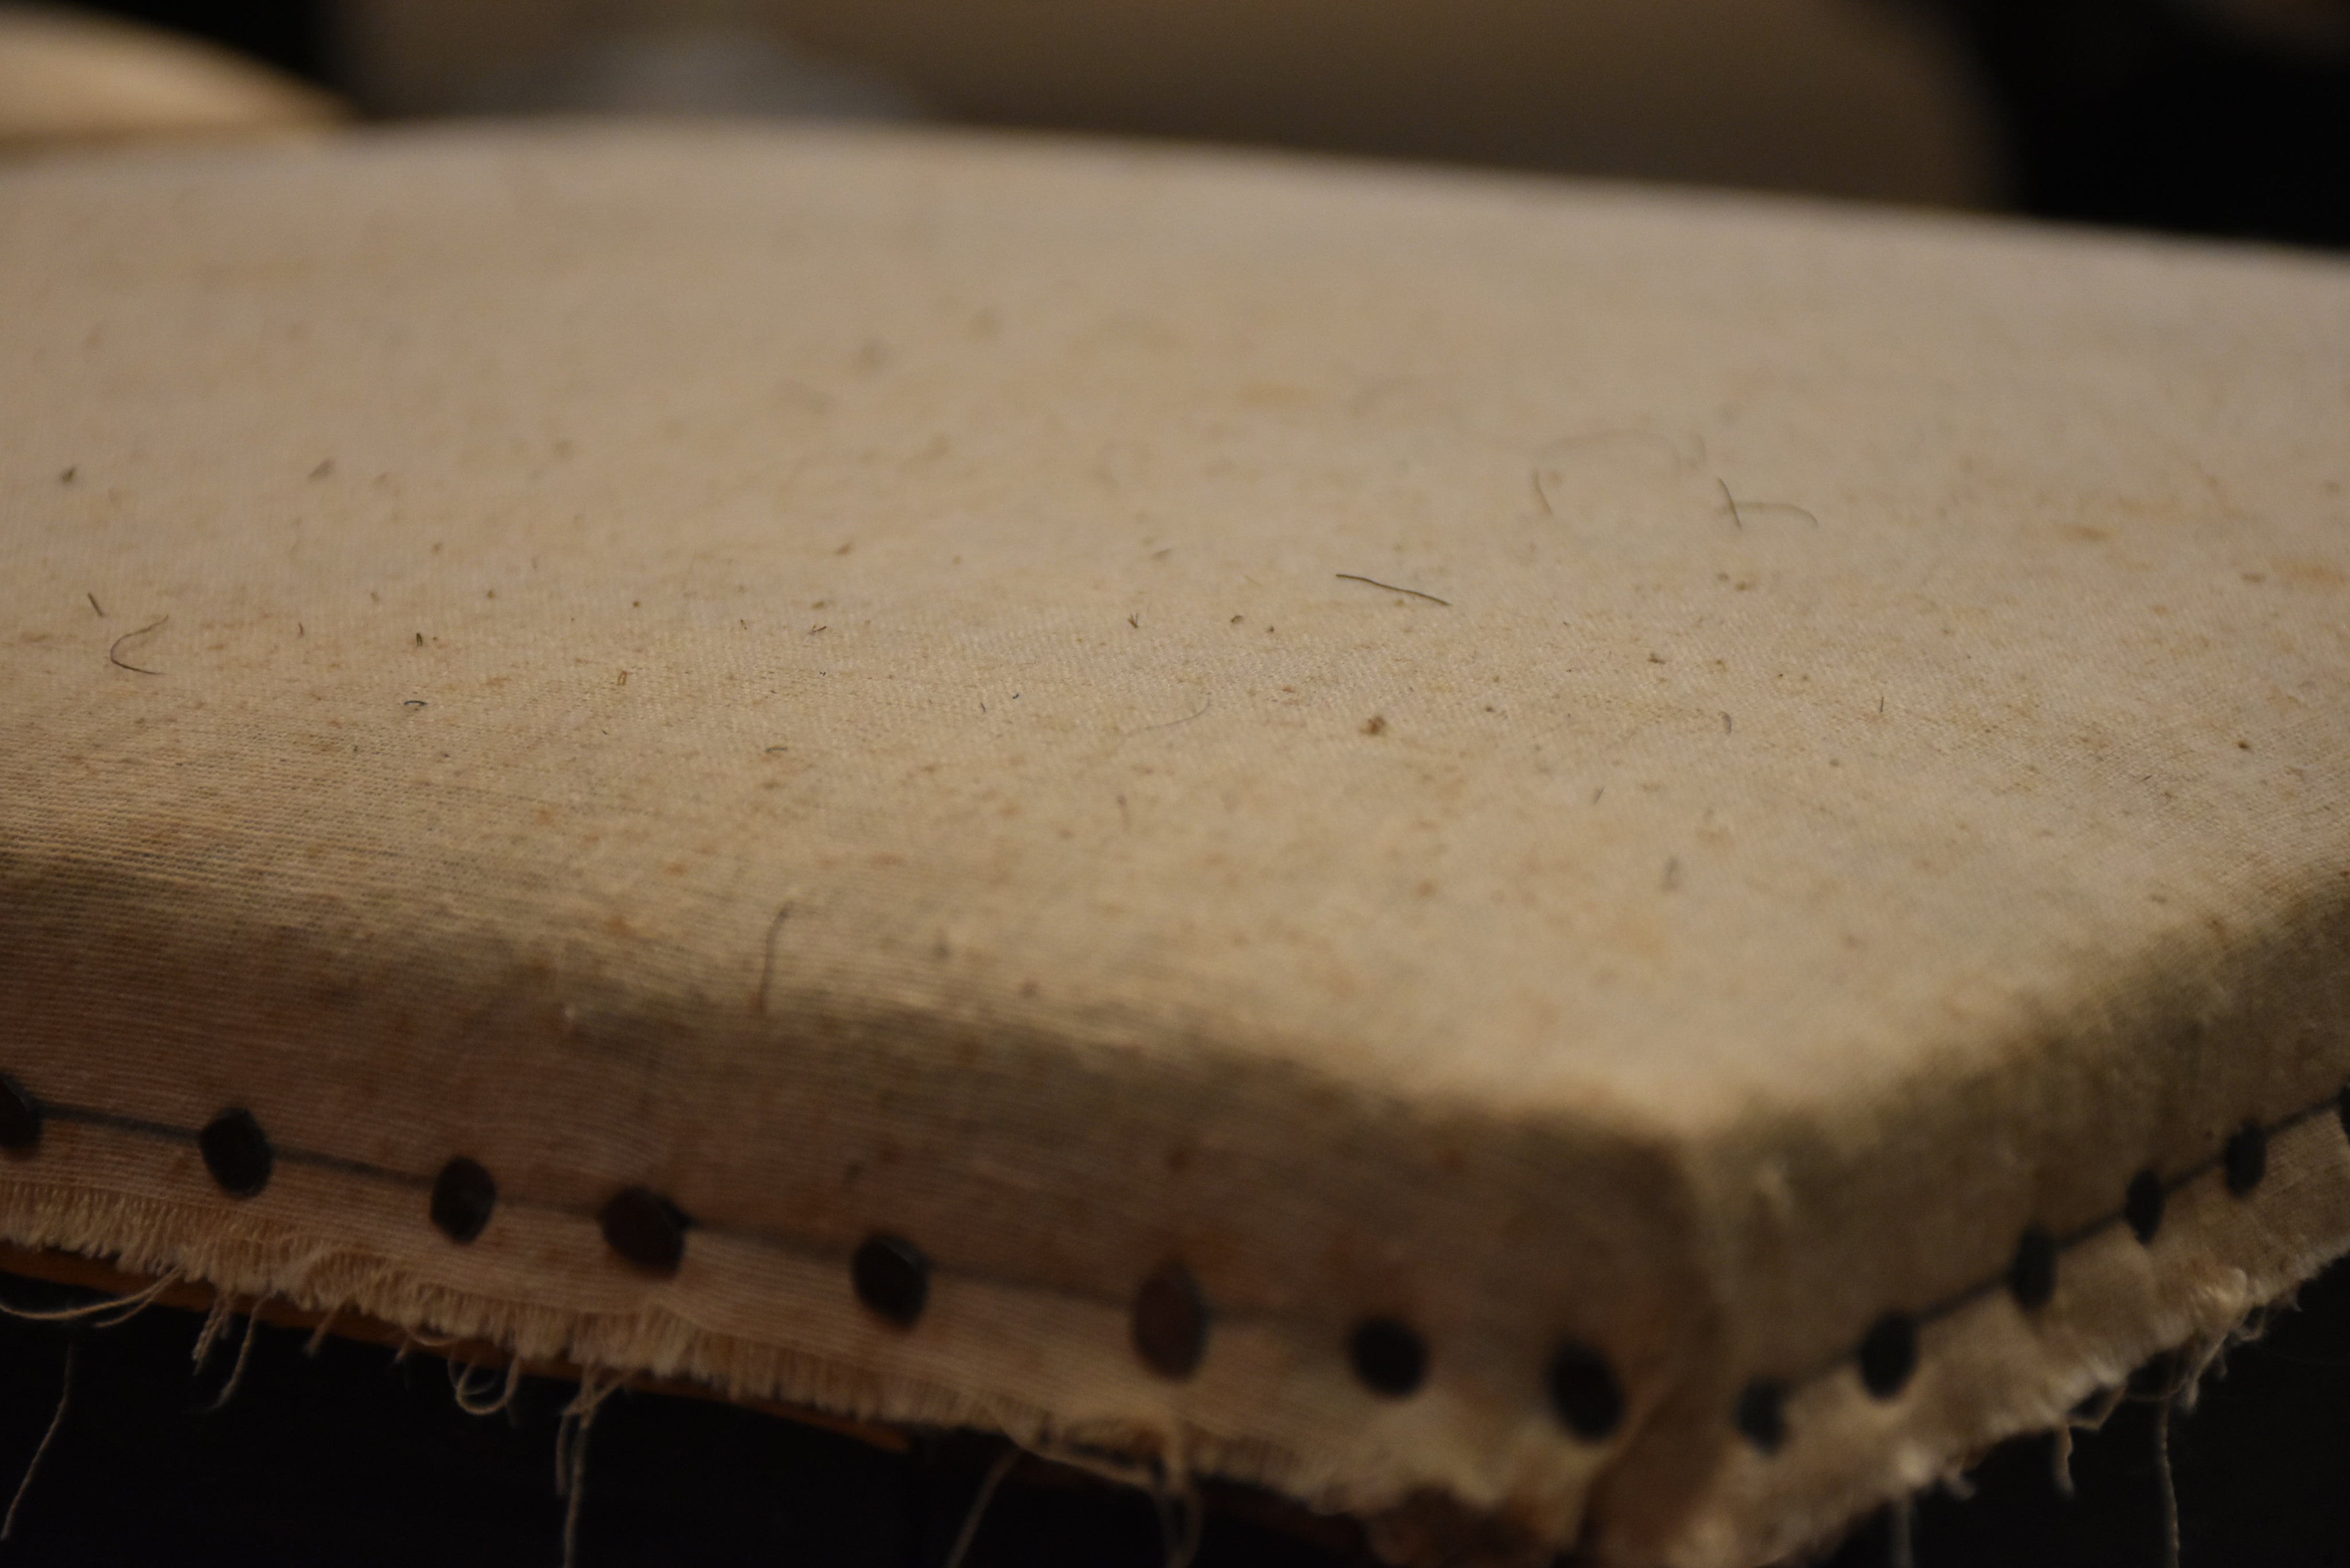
[1153, 1459, 1204, 1568]
[205, 1305, 264, 1411]
[452, 1356, 523, 1418]
[963, 1403, 1200, 1566]
[560, 1417, 590, 1568]
[556, 1370, 619, 1568]
[0, 1271, 180, 1326]
[756, 902, 793, 1017]
[941, 1446, 1019, 1568]
[2154, 1395, 2180, 1568]
[2055, 1383, 2123, 1499]
[395, 1326, 466, 1366]
[190, 1293, 236, 1369]
[2141, 1328, 2231, 1568]
[1334, 573, 1450, 607]
[1, 1333, 77, 1540]
[106, 614, 168, 675]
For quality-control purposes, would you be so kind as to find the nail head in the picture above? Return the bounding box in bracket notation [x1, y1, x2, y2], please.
[0, 1075, 40, 1153]
[1858, 1312, 1917, 1400]
[1734, 1379, 1788, 1454]
[1546, 1341, 1625, 1442]
[852, 1234, 930, 1326]
[1131, 1259, 1209, 1380]
[2009, 1225, 2058, 1310]
[600, 1186, 689, 1274]
[199, 1108, 273, 1197]
[430, 1156, 497, 1244]
[1348, 1317, 1427, 1399]
[2125, 1170, 2165, 1244]
[2224, 1122, 2267, 1196]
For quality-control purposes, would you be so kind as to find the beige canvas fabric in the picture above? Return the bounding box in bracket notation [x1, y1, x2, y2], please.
[1, 126, 2347, 1566]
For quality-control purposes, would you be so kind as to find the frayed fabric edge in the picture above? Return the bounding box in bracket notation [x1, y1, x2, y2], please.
[0, 1178, 1375, 1547]
[1656, 1106, 2350, 1568]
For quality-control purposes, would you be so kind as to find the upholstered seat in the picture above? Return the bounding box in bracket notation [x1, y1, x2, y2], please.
[2, 125, 2345, 1566]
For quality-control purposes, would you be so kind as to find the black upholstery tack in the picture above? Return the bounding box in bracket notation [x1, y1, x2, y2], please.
[1546, 1341, 1625, 1442]
[199, 1109, 273, 1197]
[851, 1234, 930, 1327]
[2125, 1170, 2166, 1244]
[2224, 1122, 2267, 1196]
[599, 1186, 690, 1275]
[1131, 1260, 1209, 1380]
[2008, 1225, 2059, 1310]
[1734, 1379, 1789, 1454]
[1858, 1312, 1918, 1400]
[1347, 1317, 1427, 1398]
[0, 1075, 41, 1153]
[11, 1071, 2345, 1429]
[429, 1157, 497, 1244]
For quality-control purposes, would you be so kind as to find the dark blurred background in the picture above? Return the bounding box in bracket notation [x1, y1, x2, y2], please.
[5, 1257, 2350, 1565]
[32, 0, 2350, 244]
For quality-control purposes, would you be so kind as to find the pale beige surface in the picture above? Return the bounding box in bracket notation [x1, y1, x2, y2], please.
[0, 5, 339, 151]
[2, 126, 2348, 1565]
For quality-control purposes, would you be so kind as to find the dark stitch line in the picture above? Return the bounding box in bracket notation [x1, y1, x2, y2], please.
[1334, 574, 1450, 607]
[278, 1148, 431, 1188]
[24, 1080, 2350, 1430]
[25, 1092, 1286, 1330]
[44, 1103, 425, 1187]
[42, 1106, 195, 1143]
[1772, 1082, 2350, 1409]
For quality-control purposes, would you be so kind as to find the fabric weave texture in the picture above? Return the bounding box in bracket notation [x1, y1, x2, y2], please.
[1, 126, 2348, 1565]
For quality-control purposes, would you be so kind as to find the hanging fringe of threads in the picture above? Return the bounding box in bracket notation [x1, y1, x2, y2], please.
[941, 1445, 1020, 1568]
[2053, 1382, 2126, 1498]
[1151, 1454, 1204, 1568]
[554, 1368, 620, 1568]
[2153, 1394, 2181, 1568]
[204, 1305, 265, 1411]
[982, 1413, 1202, 1568]
[0, 1270, 180, 1328]
[190, 1291, 239, 1372]
[451, 1355, 524, 1418]
[1, 1333, 77, 1541]
[2137, 1324, 2237, 1568]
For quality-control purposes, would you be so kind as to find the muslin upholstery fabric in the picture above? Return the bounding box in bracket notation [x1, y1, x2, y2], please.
[2, 126, 2347, 1566]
